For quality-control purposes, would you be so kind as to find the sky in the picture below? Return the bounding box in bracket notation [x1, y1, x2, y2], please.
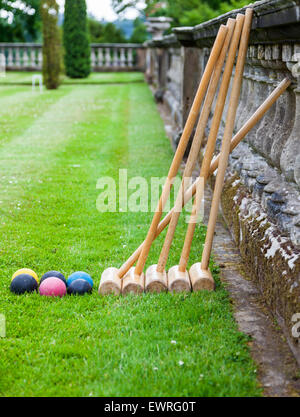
[57, 0, 144, 21]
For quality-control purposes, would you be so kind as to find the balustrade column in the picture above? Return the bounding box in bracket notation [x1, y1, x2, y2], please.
[15, 48, 21, 67]
[91, 48, 97, 69]
[0, 47, 5, 68]
[38, 48, 42, 70]
[98, 48, 104, 66]
[7, 48, 13, 66]
[128, 49, 133, 67]
[120, 48, 126, 67]
[113, 48, 119, 67]
[30, 48, 36, 68]
[105, 48, 112, 68]
[23, 48, 29, 68]
[0, 47, 5, 74]
[0, 43, 142, 72]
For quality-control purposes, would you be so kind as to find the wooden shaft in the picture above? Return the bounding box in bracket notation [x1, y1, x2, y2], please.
[117, 77, 290, 277]
[132, 25, 228, 277]
[201, 8, 253, 271]
[178, 179, 204, 272]
[178, 14, 245, 273]
[199, 14, 245, 181]
[156, 19, 236, 273]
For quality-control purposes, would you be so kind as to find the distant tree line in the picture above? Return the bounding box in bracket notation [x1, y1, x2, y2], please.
[88, 17, 148, 44]
[0, 1, 147, 43]
[112, 0, 250, 27]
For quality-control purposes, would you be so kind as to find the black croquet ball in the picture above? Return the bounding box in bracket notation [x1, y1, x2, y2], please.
[10, 274, 38, 295]
[67, 279, 92, 295]
[40, 271, 66, 285]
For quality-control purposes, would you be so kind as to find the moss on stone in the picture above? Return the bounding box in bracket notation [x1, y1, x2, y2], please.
[217, 172, 300, 359]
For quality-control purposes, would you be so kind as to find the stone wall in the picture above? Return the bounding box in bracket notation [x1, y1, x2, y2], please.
[146, 0, 300, 363]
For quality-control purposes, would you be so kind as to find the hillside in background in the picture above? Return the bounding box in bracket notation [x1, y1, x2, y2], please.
[113, 19, 135, 39]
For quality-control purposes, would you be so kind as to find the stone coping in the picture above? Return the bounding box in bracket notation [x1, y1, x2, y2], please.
[151, 0, 300, 48]
[145, 34, 180, 48]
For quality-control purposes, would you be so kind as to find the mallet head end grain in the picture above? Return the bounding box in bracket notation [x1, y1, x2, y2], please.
[168, 265, 191, 293]
[189, 263, 215, 292]
[99, 267, 122, 295]
[122, 267, 145, 295]
[145, 264, 168, 293]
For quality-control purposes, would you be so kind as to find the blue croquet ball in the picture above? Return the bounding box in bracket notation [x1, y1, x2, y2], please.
[40, 271, 66, 285]
[67, 271, 93, 288]
[67, 279, 92, 295]
[10, 274, 38, 295]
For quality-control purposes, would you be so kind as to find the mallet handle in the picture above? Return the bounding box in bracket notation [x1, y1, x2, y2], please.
[121, 25, 228, 277]
[178, 13, 245, 273]
[117, 77, 291, 277]
[201, 8, 253, 271]
[156, 18, 237, 274]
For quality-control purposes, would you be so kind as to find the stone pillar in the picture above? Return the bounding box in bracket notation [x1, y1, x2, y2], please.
[145, 17, 173, 40]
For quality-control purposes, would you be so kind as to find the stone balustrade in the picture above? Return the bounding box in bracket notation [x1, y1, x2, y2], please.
[90, 43, 145, 71]
[145, 0, 300, 363]
[0, 43, 146, 72]
[0, 43, 42, 71]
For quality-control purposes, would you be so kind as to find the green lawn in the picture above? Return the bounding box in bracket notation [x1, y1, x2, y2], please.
[0, 71, 144, 85]
[0, 73, 261, 397]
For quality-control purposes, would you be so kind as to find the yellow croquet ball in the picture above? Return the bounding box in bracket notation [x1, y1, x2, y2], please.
[12, 268, 39, 283]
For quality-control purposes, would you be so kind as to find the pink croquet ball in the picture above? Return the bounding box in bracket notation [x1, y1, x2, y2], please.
[39, 277, 66, 297]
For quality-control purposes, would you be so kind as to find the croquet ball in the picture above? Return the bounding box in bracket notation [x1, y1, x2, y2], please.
[39, 277, 66, 297]
[12, 268, 38, 283]
[40, 271, 66, 285]
[10, 274, 38, 295]
[67, 271, 93, 288]
[67, 279, 92, 295]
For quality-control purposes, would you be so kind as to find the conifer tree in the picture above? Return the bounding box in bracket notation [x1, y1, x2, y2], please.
[63, 0, 91, 78]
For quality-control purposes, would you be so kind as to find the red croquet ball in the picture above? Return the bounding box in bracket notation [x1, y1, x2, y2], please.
[39, 277, 66, 297]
